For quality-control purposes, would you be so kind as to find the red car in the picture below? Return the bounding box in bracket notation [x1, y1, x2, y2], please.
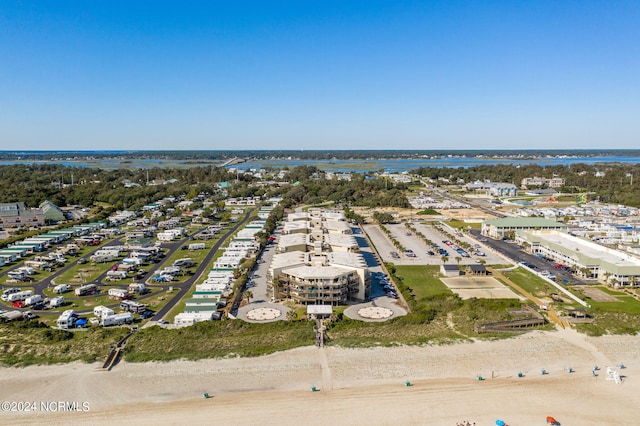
[12, 301, 25, 308]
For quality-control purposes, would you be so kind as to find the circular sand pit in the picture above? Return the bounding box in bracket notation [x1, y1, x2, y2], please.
[357, 306, 394, 319]
[246, 307, 282, 321]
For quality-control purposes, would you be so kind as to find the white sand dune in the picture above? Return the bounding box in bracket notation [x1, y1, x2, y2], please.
[1, 330, 638, 425]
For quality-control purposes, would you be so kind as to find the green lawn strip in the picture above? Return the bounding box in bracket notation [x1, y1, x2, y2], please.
[556, 195, 579, 202]
[585, 296, 640, 314]
[502, 269, 553, 299]
[391, 264, 452, 301]
[447, 219, 480, 230]
[596, 285, 625, 295]
[54, 259, 121, 285]
[145, 287, 180, 319]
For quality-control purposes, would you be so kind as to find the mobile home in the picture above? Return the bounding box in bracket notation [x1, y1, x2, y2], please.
[24, 294, 42, 306]
[53, 284, 71, 294]
[119, 300, 146, 313]
[49, 296, 64, 308]
[75, 284, 98, 296]
[7, 290, 33, 302]
[93, 305, 115, 318]
[101, 312, 133, 327]
[108, 288, 130, 300]
[128, 283, 148, 294]
[1, 287, 20, 302]
[57, 310, 76, 329]
[106, 270, 128, 280]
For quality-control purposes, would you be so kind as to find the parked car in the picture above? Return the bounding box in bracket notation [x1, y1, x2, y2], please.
[140, 310, 154, 319]
[23, 311, 37, 320]
[32, 301, 47, 310]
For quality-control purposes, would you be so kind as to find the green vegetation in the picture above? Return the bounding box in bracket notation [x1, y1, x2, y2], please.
[0, 322, 129, 366]
[124, 320, 314, 362]
[372, 211, 394, 224]
[503, 268, 554, 299]
[390, 265, 452, 300]
[575, 313, 640, 336]
[326, 266, 526, 346]
[417, 208, 440, 215]
[447, 219, 481, 230]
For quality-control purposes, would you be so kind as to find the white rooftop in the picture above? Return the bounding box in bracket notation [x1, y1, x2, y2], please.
[284, 264, 353, 279]
[535, 231, 640, 267]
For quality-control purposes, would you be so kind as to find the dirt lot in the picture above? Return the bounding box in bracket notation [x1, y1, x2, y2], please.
[582, 286, 621, 302]
[441, 276, 524, 300]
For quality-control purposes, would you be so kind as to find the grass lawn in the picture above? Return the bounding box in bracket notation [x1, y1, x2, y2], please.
[55, 260, 120, 284]
[446, 220, 481, 230]
[502, 268, 553, 299]
[596, 286, 624, 295]
[556, 195, 579, 202]
[405, 185, 426, 196]
[577, 287, 640, 314]
[391, 265, 452, 301]
[144, 287, 179, 317]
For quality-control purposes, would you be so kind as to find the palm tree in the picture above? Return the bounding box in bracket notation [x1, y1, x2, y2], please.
[272, 278, 281, 300]
[244, 290, 253, 304]
[286, 310, 297, 321]
[580, 267, 591, 279]
[441, 255, 449, 264]
[455, 256, 462, 267]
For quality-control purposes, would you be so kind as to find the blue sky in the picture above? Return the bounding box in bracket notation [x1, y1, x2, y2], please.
[1, 1, 639, 150]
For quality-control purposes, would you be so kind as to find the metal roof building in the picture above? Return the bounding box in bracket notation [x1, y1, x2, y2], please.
[482, 217, 568, 239]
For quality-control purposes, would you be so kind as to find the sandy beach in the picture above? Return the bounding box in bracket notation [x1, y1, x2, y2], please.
[1, 329, 639, 425]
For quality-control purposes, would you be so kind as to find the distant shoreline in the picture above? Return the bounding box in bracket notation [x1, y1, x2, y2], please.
[1, 150, 640, 172]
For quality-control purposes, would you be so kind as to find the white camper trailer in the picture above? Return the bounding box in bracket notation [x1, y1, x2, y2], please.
[101, 312, 133, 327]
[57, 310, 76, 329]
[75, 284, 98, 296]
[108, 288, 130, 300]
[93, 305, 115, 318]
[53, 284, 71, 294]
[49, 296, 64, 308]
[7, 290, 33, 302]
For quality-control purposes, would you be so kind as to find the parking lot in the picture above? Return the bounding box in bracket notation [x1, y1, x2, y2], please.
[363, 223, 506, 266]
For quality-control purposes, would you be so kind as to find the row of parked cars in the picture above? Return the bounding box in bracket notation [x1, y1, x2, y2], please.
[374, 272, 398, 299]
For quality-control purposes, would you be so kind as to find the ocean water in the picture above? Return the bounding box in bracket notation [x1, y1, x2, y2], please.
[0, 153, 639, 172]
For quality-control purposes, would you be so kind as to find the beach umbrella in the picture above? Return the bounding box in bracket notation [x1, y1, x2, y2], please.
[546, 416, 557, 424]
[496, 420, 505, 426]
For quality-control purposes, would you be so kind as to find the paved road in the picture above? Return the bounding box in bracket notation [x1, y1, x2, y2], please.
[152, 208, 255, 321]
[468, 229, 585, 285]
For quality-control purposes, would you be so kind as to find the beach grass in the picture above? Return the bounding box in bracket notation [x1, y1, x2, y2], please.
[123, 320, 315, 362]
[0, 322, 129, 366]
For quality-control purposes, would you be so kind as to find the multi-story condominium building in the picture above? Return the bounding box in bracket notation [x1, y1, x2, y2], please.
[269, 209, 370, 305]
[521, 176, 566, 188]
